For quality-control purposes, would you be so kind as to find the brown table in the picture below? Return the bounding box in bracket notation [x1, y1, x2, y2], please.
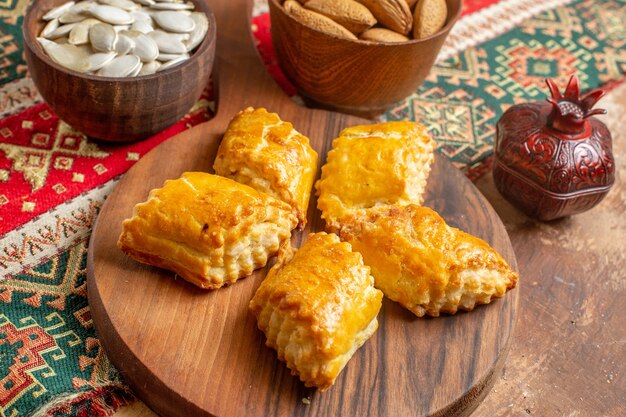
[114, 82, 626, 417]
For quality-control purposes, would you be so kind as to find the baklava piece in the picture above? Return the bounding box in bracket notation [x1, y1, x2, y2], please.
[213, 107, 318, 229]
[339, 205, 518, 317]
[249, 232, 383, 390]
[118, 172, 298, 289]
[316, 121, 435, 232]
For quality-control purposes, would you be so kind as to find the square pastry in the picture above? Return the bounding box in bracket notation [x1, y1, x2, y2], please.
[316, 121, 435, 232]
[249, 232, 383, 390]
[118, 172, 298, 289]
[213, 107, 318, 229]
[339, 205, 518, 317]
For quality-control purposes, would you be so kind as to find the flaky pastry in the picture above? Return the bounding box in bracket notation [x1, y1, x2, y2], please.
[118, 172, 298, 289]
[213, 107, 318, 229]
[249, 232, 383, 390]
[339, 205, 518, 317]
[316, 121, 435, 232]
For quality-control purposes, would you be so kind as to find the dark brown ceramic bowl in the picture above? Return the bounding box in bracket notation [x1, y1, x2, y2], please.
[269, 0, 462, 118]
[23, 0, 216, 142]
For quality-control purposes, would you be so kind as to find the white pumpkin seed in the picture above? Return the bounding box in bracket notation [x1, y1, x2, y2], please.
[43, 1, 75, 21]
[157, 52, 188, 61]
[153, 10, 195, 33]
[123, 31, 159, 61]
[37, 37, 90, 72]
[130, 19, 153, 33]
[156, 55, 188, 71]
[138, 60, 161, 75]
[97, 54, 141, 76]
[131, 10, 151, 21]
[59, 11, 88, 23]
[148, 30, 187, 53]
[68, 18, 100, 44]
[185, 12, 207, 51]
[129, 61, 143, 76]
[69, 1, 96, 13]
[41, 18, 60, 38]
[99, 0, 140, 11]
[87, 51, 117, 71]
[133, 0, 155, 5]
[114, 34, 135, 54]
[149, 2, 193, 11]
[113, 25, 130, 31]
[89, 22, 118, 52]
[88, 4, 134, 25]
[44, 22, 79, 40]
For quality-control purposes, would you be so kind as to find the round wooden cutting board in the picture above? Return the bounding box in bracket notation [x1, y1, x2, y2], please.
[87, 1, 519, 416]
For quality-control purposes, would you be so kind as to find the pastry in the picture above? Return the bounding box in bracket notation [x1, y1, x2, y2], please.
[118, 172, 298, 289]
[249, 232, 383, 390]
[316, 121, 435, 232]
[213, 107, 318, 229]
[338, 205, 518, 317]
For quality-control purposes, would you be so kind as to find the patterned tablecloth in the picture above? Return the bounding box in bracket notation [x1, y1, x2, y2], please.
[0, 0, 624, 415]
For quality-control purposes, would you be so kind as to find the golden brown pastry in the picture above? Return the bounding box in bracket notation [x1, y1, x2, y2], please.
[118, 172, 298, 289]
[339, 205, 518, 317]
[249, 232, 383, 390]
[213, 107, 318, 229]
[316, 121, 435, 232]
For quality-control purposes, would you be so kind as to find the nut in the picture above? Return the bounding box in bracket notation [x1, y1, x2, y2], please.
[284, 0, 357, 40]
[413, 0, 447, 39]
[357, 0, 412, 35]
[359, 27, 409, 43]
[304, 0, 376, 35]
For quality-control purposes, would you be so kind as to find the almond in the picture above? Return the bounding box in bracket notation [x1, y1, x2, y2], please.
[359, 27, 410, 43]
[413, 0, 447, 39]
[284, 0, 357, 40]
[304, 0, 377, 35]
[357, 0, 412, 35]
[406, 0, 418, 8]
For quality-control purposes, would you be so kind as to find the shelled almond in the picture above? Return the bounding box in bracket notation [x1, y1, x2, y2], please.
[285, 0, 448, 43]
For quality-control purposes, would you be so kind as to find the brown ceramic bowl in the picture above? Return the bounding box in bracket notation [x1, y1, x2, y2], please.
[269, 0, 462, 117]
[23, 0, 216, 142]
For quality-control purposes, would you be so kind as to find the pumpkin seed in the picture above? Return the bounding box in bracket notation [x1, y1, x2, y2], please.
[185, 11, 208, 51]
[43, 1, 76, 21]
[138, 60, 161, 75]
[87, 51, 117, 71]
[37, 37, 91, 72]
[157, 55, 188, 71]
[88, 4, 134, 25]
[97, 54, 141, 76]
[148, 30, 187, 53]
[89, 22, 118, 52]
[153, 10, 195, 33]
[114, 33, 135, 54]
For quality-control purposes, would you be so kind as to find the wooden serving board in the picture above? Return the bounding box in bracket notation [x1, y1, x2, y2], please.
[87, 0, 519, 416]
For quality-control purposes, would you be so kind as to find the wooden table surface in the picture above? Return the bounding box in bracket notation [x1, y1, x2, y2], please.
[113, 82, 626, 417]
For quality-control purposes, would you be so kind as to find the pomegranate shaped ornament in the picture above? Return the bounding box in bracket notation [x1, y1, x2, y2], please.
[493, 75, 614, 221]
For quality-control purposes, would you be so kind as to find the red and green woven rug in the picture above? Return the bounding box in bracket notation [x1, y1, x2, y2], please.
[1, 0, 625, 415]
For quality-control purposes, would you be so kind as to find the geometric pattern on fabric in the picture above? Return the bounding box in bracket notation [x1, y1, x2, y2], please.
[0, 240, 123, 417]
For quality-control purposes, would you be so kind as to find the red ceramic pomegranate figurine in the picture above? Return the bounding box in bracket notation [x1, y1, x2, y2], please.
[493, 75, 614, 221]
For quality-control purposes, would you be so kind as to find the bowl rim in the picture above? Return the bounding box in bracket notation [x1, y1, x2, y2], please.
[269, 0, 463, 46]
[23, 0, 217, 83]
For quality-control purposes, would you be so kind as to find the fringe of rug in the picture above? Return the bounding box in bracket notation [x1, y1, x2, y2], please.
[29, 384, 135, 417]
